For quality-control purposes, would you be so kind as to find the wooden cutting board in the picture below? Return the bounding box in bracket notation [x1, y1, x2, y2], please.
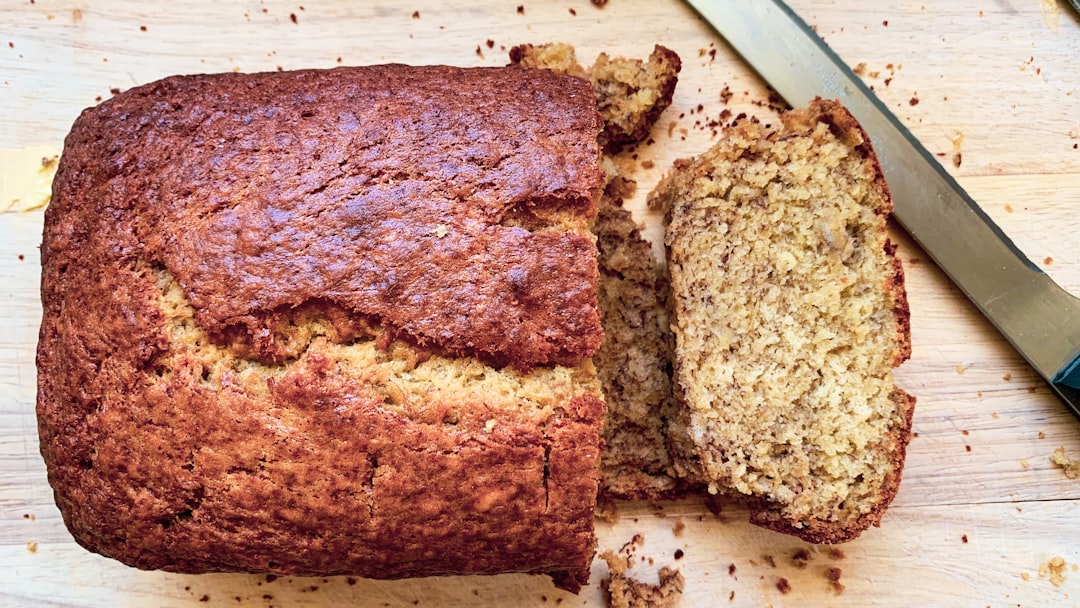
[3, 1, 1079, 606]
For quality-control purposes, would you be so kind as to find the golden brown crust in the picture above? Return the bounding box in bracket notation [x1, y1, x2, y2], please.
[38, 65, 606, 590]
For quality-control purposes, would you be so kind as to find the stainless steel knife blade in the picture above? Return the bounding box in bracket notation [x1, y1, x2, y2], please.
[686, 0, 1080, 416]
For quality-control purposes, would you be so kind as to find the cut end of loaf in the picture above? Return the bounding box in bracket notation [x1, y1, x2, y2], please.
[652, 98, 914, 542]
[36, 64, 610, 589]
[509, 42, 681, 152]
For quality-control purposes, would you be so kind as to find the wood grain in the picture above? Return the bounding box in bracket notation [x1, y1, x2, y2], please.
[2, 0, 1079, 606]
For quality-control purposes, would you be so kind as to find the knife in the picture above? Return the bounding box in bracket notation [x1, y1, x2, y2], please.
[685, 0, 1080, 417]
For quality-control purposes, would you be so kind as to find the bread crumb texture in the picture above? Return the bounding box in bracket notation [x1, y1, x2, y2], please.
[650, 99, 914, 543]
[1039, 556, 1069, 587]
[593, 193, 686, 499]
[1050, 447, 1080, 479]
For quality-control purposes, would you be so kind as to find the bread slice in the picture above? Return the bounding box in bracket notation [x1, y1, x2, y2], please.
[649, 99, 914, 543]
[593, 183, 685, 500]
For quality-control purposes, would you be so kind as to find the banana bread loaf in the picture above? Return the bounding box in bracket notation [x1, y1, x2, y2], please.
[649, 99, 914, 543]
[509, 42, 681, 153]
[37, 65, 606, 591]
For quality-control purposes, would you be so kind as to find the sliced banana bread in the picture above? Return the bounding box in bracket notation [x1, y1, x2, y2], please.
[649, 98, 914, 543]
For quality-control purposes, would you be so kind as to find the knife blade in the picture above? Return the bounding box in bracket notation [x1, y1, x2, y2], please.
[685, 0, 1080, 417]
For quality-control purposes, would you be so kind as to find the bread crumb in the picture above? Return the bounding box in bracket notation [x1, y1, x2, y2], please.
[853, 62, 867, 76]
[1044, 256, 1053, 265]
[672, 518, 685, 537]
[1050, 447, 1080, 479]
[826, 567, 845, 593]
[1021, 571, 1031, 581]
[1039, 556, 1068, 587]
[1004, 204, 1014, 213]
[26, 541, 37, 553]
[623, 534, 645, 553]
[434, 224, 448, 238]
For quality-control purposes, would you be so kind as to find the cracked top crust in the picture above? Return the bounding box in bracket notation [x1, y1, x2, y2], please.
[37, 65, 606, 591]
[53, 65, 605, 370]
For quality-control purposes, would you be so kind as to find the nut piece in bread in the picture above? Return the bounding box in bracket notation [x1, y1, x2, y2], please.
[649, 98, 914, 543]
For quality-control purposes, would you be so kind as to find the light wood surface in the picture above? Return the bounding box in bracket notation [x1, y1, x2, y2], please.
[3, 1, 1080, 606]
